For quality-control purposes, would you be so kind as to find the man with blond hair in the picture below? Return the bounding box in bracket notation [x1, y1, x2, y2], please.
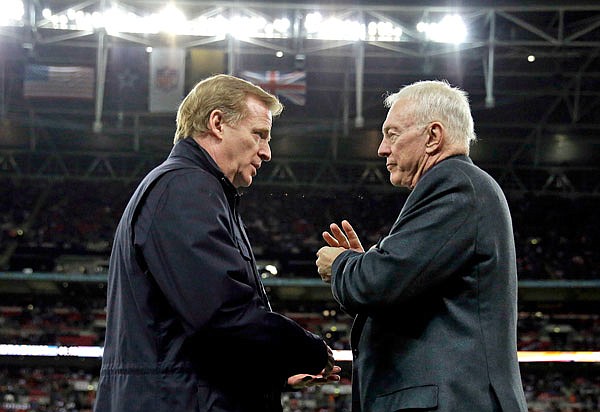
[96, 74, 338, 412]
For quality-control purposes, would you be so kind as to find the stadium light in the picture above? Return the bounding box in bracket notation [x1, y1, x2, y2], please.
[103, 7, 152, 35]
[368, 21, 402, 41]
[417, 14, 467, 44]
[29, 5, 402, 42]
[273, 18, 291, 35]
[153, 3, 187, 35]
[229, 15, 269, 39]
[305, 12, 366, 41]
[0, 0, 24, 26]
[305, 12, 402, 41]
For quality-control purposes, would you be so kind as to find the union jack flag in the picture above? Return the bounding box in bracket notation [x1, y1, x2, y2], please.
[240, 70, 306, 106]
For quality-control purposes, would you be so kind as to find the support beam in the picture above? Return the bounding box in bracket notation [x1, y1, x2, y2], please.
[484, 11, 496, 108]
[354, 41, 365, 128]
[93, 29, 107, 133]
[227, 35, 237, 75]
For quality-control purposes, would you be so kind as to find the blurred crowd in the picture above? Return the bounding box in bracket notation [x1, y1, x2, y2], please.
[0, 367, 96, 412]
[1, 366, 599, 412]
[1, 294, 600, 352]
[1, 179, 598, 280]
[1, 178, 599, 411]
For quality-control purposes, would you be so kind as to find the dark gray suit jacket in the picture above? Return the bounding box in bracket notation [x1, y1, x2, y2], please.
[332, 155, 527, 412]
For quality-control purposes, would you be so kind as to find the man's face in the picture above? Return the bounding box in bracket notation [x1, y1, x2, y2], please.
[221, 96, 273, 188]
[378, 98, 428, 189]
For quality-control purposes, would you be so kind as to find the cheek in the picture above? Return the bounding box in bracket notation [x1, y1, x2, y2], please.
[390, 144, 403, 160]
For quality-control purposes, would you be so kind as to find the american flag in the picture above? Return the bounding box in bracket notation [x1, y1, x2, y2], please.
[23, 64, 95, 99]
[241, 70, 306, 106]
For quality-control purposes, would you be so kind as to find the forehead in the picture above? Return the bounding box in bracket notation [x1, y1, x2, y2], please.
[382, 98, 413, 131]
[245, 96, 273, 127]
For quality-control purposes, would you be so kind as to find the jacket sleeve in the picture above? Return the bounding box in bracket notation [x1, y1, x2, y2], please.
[136, 170, 328, 377]
[331, 165, 477, 315]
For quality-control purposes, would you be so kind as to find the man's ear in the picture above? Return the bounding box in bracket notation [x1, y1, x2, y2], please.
[207, 109, 225, 139]
[425, 122, 444, 154]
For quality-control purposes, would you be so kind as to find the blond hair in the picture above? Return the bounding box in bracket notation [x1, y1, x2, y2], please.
[174, 74, 283, 144]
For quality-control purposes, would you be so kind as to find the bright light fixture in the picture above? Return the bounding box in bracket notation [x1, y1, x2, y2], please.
[265, 264, 278, 275]
[417, 14, 467, 44]
[152, 4, 187, 34]
[305, 12, 401, 41]
[0, 0, 24, 26]
[21, 5, 401, 41]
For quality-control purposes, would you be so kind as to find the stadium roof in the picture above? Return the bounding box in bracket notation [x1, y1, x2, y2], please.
[1, 0, 599, 195]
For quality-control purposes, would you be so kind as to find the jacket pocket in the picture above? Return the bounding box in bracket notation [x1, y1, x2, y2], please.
[372, 384, 438, 411]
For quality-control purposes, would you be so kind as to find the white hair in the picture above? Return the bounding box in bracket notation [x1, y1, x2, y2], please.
[384, 80, 476, 153]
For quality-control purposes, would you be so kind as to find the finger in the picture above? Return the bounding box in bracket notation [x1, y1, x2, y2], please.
[308, 377, 328, 386]
[341, 220, 364, 251]
[330, 224, 349, 247]
[321, 367, 341, 378]
[322, 231, 339, 247]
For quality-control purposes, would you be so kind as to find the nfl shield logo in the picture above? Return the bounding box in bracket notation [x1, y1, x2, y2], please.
[155, 67, 179, 92]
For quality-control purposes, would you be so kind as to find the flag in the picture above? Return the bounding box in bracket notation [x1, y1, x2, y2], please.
[23, 64, 95, 99]
[240, 71, 306, 106]
[149, 47, 185, 113]
[186, 48, 226, 92]
[104, 46, 148, 111]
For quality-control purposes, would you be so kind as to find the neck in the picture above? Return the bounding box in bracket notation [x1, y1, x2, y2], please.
[409, 149, 465, 189]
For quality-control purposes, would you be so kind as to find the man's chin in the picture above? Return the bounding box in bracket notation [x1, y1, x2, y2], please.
[234, 176, 253, 189]
[389, 175, 407, 188]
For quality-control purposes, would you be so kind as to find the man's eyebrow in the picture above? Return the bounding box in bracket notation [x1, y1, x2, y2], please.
[254, 127, 271, 139]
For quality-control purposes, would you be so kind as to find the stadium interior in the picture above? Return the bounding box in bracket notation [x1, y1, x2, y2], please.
[1, 0, 600, 410]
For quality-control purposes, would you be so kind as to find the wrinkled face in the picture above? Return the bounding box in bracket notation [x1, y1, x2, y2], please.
[221, 96, 273, 188]
[378, 98, 428, 188]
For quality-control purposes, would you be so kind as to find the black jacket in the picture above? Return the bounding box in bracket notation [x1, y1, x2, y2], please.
[332, 156, 527, 412]
[95, 138, 328, 412]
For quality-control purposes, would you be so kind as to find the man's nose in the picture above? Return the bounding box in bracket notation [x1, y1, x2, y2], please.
[377, 139, 389, 157]
[259, 141, 271, 161]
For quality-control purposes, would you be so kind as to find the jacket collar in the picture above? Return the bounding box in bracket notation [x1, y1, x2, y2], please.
[168, 137, 240, 200]
[425, 153, 472, 175]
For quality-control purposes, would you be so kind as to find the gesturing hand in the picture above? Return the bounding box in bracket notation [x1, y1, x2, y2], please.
[286, 366, 341, 389]
[316, 246, 345, 283]
[287, 345, 341, 389]
[322, 220, 364, 252]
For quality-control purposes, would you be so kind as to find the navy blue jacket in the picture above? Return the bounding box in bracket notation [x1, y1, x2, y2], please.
[95, 138, 328, 412]
[332, 156, 528, 412]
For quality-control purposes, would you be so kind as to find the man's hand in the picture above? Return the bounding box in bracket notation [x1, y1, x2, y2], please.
[317, 220, 364, 283]
[286, 366, 341, 389]
[316, 246, 345, 283]
[287, 345, 341, 389]
[322, 220, 364, 252]
[288, 352, 342, 389]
